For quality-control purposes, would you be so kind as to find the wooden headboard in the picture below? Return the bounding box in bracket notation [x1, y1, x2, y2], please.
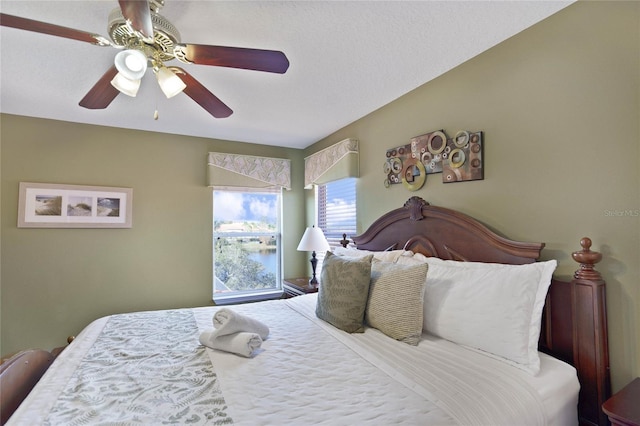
[346, 196, 611, 426]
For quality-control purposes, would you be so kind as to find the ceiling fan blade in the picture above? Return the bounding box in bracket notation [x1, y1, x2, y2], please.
[79, 66, 121, 109]
[180, 44, 290, 74]
[118, 0, 154, 42]
[0, 13, 112, 46]
[172, 68, 233, 118]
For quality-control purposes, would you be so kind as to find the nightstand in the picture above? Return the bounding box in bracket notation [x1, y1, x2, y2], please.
[602, 378, 640, 426]
[283, 277, 318, 298]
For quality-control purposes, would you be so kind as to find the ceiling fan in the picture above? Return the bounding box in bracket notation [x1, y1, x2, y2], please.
[0, 0, 290, 118]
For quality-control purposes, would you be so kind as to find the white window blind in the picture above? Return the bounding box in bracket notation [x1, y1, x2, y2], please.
[316, 178, 357, 274]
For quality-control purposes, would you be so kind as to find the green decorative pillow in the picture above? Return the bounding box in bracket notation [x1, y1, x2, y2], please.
[315, 251, 374, 333]
[365, 261, 429, 345]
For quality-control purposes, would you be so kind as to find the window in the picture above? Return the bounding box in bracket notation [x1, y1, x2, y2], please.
[212, 189, 282, 302]
[316, 178, 357, 271]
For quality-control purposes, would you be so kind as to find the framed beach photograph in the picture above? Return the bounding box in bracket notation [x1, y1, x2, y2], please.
[18, 182, 133, 228]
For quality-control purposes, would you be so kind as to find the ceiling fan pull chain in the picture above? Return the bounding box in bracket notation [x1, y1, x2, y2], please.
[154, 90, 159, 120]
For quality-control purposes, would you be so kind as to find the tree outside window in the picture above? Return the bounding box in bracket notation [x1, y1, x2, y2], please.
[213, 190, 281, 300]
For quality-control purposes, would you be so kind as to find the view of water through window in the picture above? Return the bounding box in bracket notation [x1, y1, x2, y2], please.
[213, 191, 280, 295]
[248, 251, 277, 276]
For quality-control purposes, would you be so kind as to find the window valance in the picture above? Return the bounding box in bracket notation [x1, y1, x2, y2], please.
[207, 152, 291, 191]
[304, 138, 359, 189]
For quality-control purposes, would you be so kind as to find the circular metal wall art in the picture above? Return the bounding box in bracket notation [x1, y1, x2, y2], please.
[449, 148, 466, 168]
[427, 131, 447, 154]
[401, 159, 426, 191]
[453, 130, 469, 148]
[390, 157, 402, 174]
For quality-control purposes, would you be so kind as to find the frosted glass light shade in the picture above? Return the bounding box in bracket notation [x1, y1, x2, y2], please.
[110, 72, 141, 97]
[155, 66, 186, 98]
[114, 49, 147, 80]
[297, 226, 330, 252]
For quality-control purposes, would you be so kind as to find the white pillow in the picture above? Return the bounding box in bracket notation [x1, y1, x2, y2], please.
[397, 255, 556, 375]
[332, 246, 413, 263]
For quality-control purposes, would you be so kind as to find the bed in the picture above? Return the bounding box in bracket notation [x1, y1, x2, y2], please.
[1, 197, 610, 425]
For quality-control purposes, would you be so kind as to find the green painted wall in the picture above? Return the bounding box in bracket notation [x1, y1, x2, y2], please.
[1, 0, 638, 397]
[0, 117, 307, 355]
[307, 1, 639, 392]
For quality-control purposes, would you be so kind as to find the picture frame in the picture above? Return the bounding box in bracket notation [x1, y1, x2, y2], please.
[18, 182, 133, 228]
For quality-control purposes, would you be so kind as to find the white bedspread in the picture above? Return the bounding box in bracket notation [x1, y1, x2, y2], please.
[8, 294, 579, 425]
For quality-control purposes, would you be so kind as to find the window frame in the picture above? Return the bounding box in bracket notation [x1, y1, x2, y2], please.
[212, 188, 283, 304]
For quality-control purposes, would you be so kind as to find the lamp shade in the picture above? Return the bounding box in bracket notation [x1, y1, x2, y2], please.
[297, 226, 330, 252]
[114, 49, 147, 80]
[110, 72, 141, 97]
[155, 66, 186, 98]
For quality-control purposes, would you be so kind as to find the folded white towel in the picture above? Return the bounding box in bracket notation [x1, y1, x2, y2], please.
[199, 330, 263, 358]
[211, 308, 270, 340]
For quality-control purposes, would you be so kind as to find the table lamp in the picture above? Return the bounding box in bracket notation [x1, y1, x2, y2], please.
[296, 226, 331, 286]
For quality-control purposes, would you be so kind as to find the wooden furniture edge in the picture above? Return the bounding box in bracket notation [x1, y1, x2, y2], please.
[0, 336, 75, 425]
[283, 277, 318, 298]
[0, 349, 54, 425]
[602, 377, 640, 426]
[572, 238, 611, 426]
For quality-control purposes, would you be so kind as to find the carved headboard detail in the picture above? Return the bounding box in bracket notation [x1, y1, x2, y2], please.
[401, 235, 438, 257]
[404, 196, 428, 220]
[352, 196, 543, 264]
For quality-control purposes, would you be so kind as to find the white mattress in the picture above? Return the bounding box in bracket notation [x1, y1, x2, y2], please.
[9, 294, 579, 425]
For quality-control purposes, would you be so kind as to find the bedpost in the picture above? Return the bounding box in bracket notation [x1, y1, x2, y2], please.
[571, 238, 611, 426]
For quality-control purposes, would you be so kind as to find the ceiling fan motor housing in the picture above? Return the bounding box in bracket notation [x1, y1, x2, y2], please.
[107, 7, 180, 62]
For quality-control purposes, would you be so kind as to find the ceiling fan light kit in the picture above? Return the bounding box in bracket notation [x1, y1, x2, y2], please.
[114, 49, 148, 80]
[155, 66, 186, 99]
[110, 72, 141, 97]
[1, 0, 290, 118]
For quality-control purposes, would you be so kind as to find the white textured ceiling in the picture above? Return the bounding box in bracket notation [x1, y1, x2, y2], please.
[0, 1, 573, 149]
